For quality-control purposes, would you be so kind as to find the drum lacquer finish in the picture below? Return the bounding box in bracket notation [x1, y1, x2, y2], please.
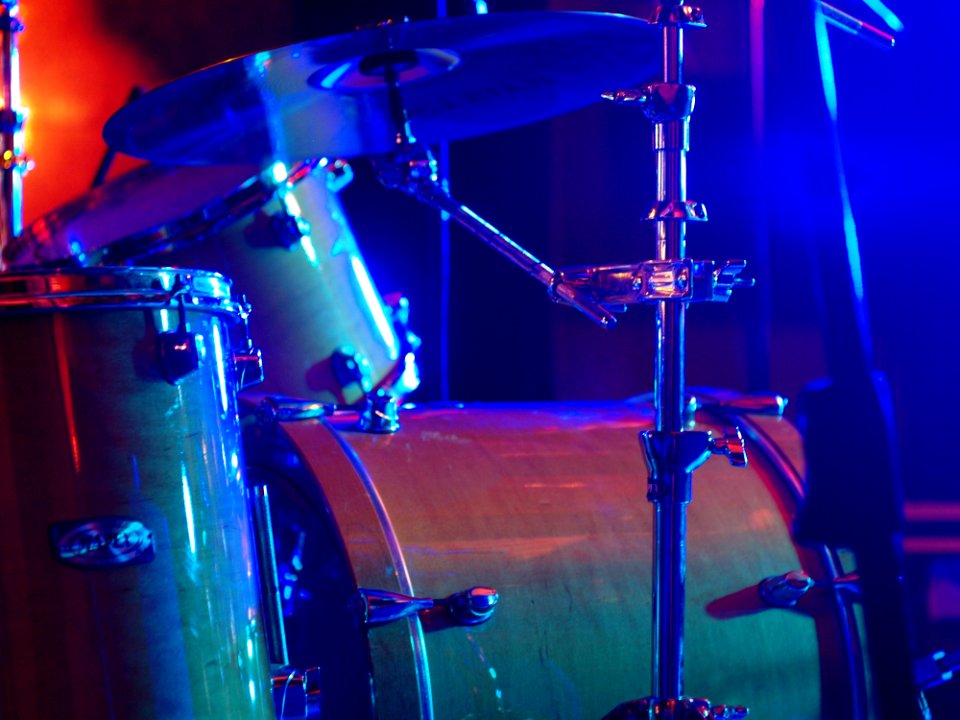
[247, 402, 861, 720]
[0, 269, 274, 720]
[6, 161, 405, 404]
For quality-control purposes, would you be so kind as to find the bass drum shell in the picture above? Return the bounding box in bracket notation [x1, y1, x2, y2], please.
[245, 402, 863, 720]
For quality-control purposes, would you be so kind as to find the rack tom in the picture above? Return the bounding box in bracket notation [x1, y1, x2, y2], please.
[6, 160, 414, 404]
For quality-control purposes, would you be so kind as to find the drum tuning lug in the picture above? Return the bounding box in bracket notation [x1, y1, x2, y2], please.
[709, 427, 748, 467]
[270, 664, 321, 719]
[357, 390, 400, 433]
[269, 211, 310, 249]
[233, 344, 264, 390]
[357, 586, 498, 628]
[759, 569, 815, 608]
[256, 395, 336, 425]
[759, 570, 862, 609]
[156, 329, 201, 385]
[320, 157, 353, 193]
[331, 347, 374, 395]
[443, 586, 499, 626]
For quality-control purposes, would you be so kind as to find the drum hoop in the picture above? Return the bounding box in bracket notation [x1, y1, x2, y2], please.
[322, 423, 436, 720]
[90, 176, 270, 265]
[704, 401, 870, 718]
[0, 267, 247, 317]
[7, 159, 324, 267]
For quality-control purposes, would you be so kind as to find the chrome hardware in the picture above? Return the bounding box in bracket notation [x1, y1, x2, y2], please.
[384, 293, 422, 396]
[157, 295, 200, 385]
[371, 121, 617, 329]
[691, 393, 787, 418]
[646, 199, 708, 222]
[0, 0, 25, 257]
[557, 259, 752, 307]
[322, 157, 353, 192]
[357, 586, 499, 628]
[648, 3, 706, 27]
[640, 430, 712, 504]
[331, 347, 374, 394]
[234, 345, 264, 389]
[234, 303, 264, 390]
[357, 390, 400, 434]
[916, 649, 960, 691]
[255, 396, 335, 425]
[759, 569, 861, 609]
[156, 329, 201, 384]
[642, 427, 748, 502]
[250, 486, 289, 667]
[709, 427, 748, 467]
[601, 698, 746, 720]
[446, 586, 499, 626]
[712, 706, 749, 720]
[269, 211, 310, 250]
[271, 665, 320, 719]
[759, 570, 815, 608]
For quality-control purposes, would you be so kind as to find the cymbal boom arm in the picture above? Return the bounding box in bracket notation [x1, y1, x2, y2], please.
[369, 62, 617, 329]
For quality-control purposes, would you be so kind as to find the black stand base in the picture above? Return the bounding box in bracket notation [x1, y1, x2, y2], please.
[601, 697, 748, 719]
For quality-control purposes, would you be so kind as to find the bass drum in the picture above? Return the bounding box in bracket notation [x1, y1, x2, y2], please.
[244, 401, 866, 720]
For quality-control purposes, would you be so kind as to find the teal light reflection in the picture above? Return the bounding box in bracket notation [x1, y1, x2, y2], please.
[350, 256, 399, 360]
[181, 462, 197, 556]
[211, 322, 230, 415]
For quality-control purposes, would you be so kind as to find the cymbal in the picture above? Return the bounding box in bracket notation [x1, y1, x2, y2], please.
[103, 11, 658, 165]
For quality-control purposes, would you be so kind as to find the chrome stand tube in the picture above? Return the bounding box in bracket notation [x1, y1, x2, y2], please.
[651, 18, 690, 701]
[0, 0, 23, 262]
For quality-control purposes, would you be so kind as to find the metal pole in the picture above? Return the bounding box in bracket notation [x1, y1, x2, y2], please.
[0, 0, 24, 263]
[651, 17, 689, 701]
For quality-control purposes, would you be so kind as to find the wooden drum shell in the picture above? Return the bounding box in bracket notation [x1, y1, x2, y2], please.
[250, 401, 863, 720]
[0, 269, 275, 720]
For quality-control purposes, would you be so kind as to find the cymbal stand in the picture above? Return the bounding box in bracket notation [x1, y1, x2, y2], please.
[366, 10, 754, 715]
[566, 4, 750, 718]
[0, 0, 25, 265]
[365, 52, 618, 330]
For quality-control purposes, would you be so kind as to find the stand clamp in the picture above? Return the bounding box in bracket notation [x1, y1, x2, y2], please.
[641, 428, 747, 502]
[557, 259, 753, 306]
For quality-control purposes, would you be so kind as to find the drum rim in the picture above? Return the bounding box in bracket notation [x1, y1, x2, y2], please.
[0, 266, 247, 316]
[5, 159, 322, 267]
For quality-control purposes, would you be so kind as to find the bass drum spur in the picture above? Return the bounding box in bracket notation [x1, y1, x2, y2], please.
[244, 400, 866, 720]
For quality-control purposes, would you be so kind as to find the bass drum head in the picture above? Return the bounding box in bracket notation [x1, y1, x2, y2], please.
[245, 401, 861, 720]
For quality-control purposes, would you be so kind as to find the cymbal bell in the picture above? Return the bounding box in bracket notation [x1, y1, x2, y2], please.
[103, 11, 658, 166]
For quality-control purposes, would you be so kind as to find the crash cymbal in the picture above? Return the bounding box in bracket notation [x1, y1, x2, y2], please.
[103, 11, 657, 165]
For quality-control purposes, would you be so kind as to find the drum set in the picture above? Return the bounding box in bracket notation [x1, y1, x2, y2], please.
[0, 2, 926, 719]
